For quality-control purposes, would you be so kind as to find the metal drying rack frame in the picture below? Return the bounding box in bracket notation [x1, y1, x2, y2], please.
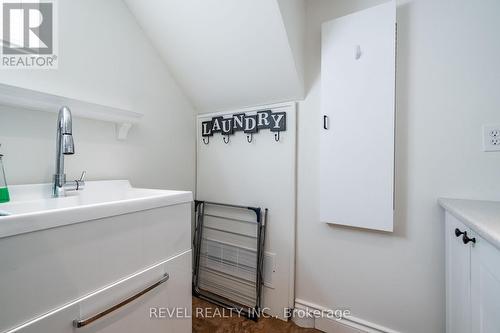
[192, 200, 267, 321]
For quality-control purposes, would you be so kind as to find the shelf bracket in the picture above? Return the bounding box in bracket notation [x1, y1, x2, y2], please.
[116, 122, 133, 140]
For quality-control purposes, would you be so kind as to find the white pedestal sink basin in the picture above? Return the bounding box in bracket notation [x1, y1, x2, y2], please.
[0, 180, 192, 239]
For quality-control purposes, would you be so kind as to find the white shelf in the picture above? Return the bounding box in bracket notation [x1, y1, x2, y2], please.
[0, 83, 143, 140]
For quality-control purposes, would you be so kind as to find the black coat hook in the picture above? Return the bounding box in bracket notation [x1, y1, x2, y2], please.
[223, 135, 230, 144]
[247, 133, 253, 143]
[274, 132, 280, 142]
[202, 137, 209, 145]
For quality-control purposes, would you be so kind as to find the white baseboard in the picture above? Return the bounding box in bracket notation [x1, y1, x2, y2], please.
[293, 299, 401, 333]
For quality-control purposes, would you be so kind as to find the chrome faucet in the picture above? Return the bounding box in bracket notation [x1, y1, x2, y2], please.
[53, 106, 86, 197]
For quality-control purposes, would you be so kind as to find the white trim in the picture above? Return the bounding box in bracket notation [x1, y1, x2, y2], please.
[294, 298, 401, 333]
[288, 102, 297, 310]
[197, 101, 297, 118]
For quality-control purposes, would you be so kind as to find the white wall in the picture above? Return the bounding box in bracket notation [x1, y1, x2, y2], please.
[297, 0, 500, 332]
[124, 0, 304, 113]
[277, 0, 306, 94]
[0, 0, 196, 191]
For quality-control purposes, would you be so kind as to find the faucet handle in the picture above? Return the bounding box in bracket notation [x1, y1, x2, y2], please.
[74, 171, 86, 191]
[79, 171, 86, 182]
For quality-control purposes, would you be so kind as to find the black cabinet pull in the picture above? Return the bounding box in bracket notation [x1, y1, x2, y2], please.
[455, 228, 465, 238]
[323, 115, 328, 130]
[462, 232, 476, 245]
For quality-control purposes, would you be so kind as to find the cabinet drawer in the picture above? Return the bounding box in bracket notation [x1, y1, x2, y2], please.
[0, 203, 191, 333]
[11, 251, 192, 333]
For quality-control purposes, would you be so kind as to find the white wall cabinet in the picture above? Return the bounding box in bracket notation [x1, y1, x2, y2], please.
[319, 1, 396, 231]
[445, 213, 500, 333]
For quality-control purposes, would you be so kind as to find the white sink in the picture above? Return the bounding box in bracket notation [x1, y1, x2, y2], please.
[0, 180, 192, 239]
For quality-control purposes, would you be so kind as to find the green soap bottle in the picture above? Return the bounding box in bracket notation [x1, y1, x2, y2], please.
[0, 151, 10, 204]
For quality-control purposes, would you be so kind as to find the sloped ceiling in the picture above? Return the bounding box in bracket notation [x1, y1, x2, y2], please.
[124, 0, 304, 113]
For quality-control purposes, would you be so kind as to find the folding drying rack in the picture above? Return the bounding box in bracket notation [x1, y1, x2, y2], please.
[192, 200, 267, 320]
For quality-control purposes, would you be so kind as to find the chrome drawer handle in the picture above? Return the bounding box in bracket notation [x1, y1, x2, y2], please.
[73, 273, 169, 328]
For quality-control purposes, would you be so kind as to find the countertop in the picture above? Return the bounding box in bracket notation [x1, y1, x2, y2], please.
[439, 198, 500, 250]
[0, 180, 193, 239]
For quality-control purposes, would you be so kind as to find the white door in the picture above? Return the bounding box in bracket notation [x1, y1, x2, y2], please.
[196, 102, 296, 319]
[445, 214, 471, 333]
[471, 233, 500, 333]
[320, 1, 396, 231]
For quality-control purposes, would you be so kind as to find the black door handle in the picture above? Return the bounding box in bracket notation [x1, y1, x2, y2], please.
[323, 115, 328, 130]
[455, 228, 465, 238]
[462, 232, 476, 245]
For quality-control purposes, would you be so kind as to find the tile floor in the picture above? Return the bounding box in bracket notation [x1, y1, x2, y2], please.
[192, 297, 321, 333]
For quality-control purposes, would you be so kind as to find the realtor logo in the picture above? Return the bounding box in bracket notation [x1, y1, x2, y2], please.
[1, 0, 58, 68]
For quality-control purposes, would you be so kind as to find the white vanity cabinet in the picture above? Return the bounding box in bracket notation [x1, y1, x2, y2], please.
[445, 213, 472, 333]
[441, 199, 500, 333]
[470, 231, 500, 333]
[0, 181, 193, 333]
[15, 251, 191, 333]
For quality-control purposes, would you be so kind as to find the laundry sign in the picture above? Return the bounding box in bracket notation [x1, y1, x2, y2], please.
[201, 110, 286, 139]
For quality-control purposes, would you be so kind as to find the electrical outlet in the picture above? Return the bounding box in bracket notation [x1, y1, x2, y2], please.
[483, 125, 500, 152]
